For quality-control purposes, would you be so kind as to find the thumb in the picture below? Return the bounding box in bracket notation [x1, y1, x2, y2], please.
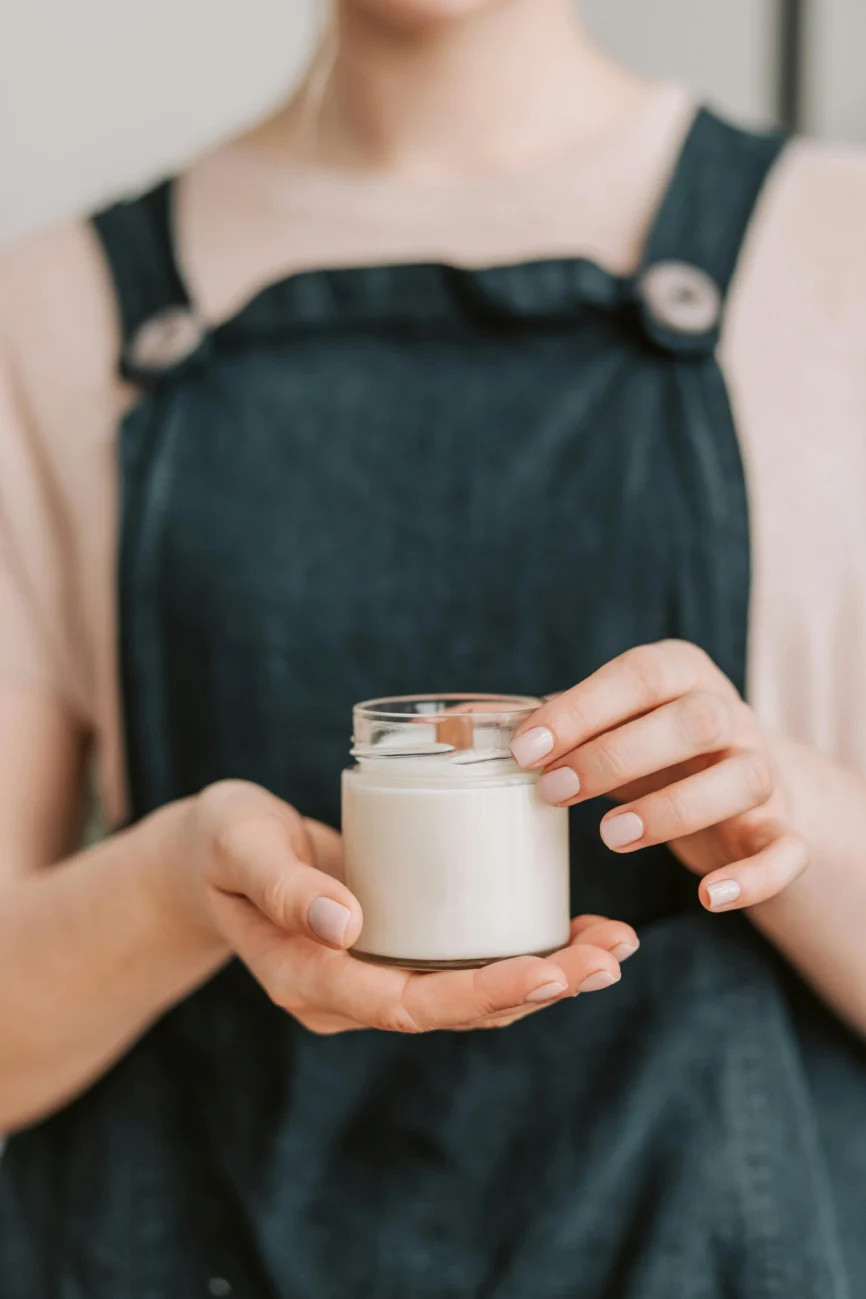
[211, 812, 362, 950]
[304, 818, 345, 881]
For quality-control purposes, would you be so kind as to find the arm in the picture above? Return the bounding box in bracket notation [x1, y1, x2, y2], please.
[512, 642, 866, 1038]
[0, 688, 229, 1130]
[751, 737, 866, 1036]
[0, 689, 636, 1133]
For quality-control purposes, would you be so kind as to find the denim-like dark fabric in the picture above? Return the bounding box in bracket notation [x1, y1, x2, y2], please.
[3, 110, 864, 1299]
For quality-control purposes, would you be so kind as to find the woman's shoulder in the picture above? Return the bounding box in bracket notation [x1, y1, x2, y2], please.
[0, 217, 122, 407]
[749, 134, 866, 302]
[777, 133, 866, 213]
[727, 133, 866, 372]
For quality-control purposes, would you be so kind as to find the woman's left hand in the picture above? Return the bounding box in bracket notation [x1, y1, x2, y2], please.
[511, 640, 809, 913]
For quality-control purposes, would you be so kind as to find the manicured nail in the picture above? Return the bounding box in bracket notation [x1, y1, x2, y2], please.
[610, 942, 639, 962]
[537, 767, 581, 805]
[511, 727, 555, 768]
[600, 812, 644, 850]
[577, 970, 620, 993]
[706, 880, 741, 910]
[525, 980, 568, 1004]
[308, 897, 351, 947]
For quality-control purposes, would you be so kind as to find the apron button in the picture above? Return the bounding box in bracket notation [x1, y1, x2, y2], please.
[126, 306, 206, 376]
[638, 262, 722, 336]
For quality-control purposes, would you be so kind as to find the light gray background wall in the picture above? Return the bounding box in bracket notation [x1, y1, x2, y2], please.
[0, 0, 864, 248]
[805, 0, 866, 140]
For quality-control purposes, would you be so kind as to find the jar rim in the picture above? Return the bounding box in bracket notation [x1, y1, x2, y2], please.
[353, 692, 541, 722]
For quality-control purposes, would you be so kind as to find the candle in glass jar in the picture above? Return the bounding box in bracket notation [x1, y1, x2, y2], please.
[342, 695, 570, 970]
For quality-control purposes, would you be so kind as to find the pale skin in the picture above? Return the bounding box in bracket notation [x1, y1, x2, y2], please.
[2, 0, 866, 1134]
[512, 641, 866, 1041]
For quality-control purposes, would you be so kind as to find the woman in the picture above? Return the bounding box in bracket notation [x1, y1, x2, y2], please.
[2, 0, 866, 1293]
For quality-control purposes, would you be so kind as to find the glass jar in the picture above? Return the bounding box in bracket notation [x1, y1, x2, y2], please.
[342, 694, 571, 971]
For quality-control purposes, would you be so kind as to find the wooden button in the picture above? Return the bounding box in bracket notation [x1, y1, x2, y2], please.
[639, 262, 722, 335]
[127, 307, 205, 374]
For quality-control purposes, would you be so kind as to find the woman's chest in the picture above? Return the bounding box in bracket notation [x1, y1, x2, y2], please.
[135, 327, 715, 697]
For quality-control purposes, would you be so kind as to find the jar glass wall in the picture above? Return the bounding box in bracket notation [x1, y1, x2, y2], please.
[342, 694, 571, 971]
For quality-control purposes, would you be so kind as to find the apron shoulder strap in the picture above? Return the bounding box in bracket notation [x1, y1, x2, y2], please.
[636, 109, 788, 354]
[644, 108, 788, 291]
[90, 180, 194, 379]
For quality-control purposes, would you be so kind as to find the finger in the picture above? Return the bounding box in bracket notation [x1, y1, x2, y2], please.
[249, 931, 623, 1036]
[536, 691, 752, 807]
[467, 1005, 542, 1031]
[699, 832, 809, 911]
[569, 913, 611, 937]
[321, 952, 582, 1034]
[418, 922, 640, 1032]
[548, 941, 624, 995]
[258, 939, 565, 1034]
[511, 641, 734, 769]
[458, 1000, 549, 1032]
[598, 751, 777, 852]
[212, 814, 363, 949]
[568, 917, 640, 962]
[294, 1009, 366, 1036]
[382, 955, 576, 1032]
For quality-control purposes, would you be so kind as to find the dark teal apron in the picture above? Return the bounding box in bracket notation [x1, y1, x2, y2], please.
[3, 109, 865, 1299]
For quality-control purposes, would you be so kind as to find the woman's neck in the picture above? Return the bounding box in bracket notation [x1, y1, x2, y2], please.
[254, 0, 647, 179]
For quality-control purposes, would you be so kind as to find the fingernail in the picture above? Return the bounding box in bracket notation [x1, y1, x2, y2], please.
[308, 897, 351, 947]
[537, 767, 581, 805]
[600, 812, 644, 850]
[511, 727, 555, 768]
[577, 970, 620, 994]
[610, 942, 639, 962]
[525, 980, 568, 1004]
[706, 880, 741, 910]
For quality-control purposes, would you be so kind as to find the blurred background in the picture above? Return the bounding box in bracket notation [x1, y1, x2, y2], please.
[1, 0, 864, 248]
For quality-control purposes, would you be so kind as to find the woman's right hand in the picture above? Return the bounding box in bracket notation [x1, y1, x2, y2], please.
[173, 780, 638, 1036]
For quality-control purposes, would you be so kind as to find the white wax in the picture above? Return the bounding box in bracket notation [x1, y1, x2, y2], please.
[342, 761, 570, 964]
